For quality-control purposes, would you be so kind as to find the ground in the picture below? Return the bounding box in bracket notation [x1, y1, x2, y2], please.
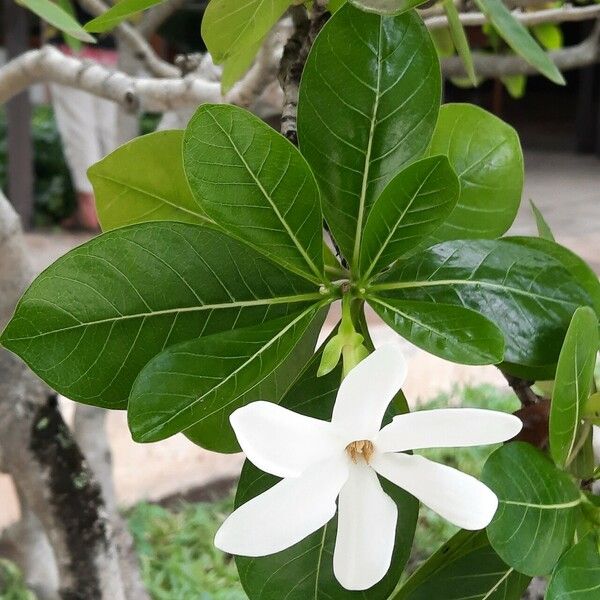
[1, 149, 598, 529]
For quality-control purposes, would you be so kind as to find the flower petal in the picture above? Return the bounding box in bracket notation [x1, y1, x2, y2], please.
[333, 463, 398, 591]
[214, 457, 349, 556]
[230, 401, 342, 478]
[372, 453, 498, 530]
[332, 344, 407, 443]
[376, 408, 522, 453]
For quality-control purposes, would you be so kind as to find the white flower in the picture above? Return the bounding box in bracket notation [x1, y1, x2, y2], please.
[215, 345, 522, 591]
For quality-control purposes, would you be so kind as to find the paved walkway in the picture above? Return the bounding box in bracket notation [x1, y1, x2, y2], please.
[1, 150, 598, 528]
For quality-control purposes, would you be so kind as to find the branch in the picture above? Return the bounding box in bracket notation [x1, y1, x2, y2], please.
[77, 0, 179, 77]
[137, 0, 187, 38]
[442, 21, 600, 78]
[0, 46, 224, 112]
[425, 4, 600, 30]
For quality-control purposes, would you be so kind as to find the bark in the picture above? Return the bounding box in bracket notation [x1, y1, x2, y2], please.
[0, 192, 126, 600]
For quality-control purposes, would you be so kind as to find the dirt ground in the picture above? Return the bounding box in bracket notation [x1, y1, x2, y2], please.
[1, 149, 598, 528]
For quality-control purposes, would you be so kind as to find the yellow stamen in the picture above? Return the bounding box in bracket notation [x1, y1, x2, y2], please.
[346, 440, 374, 464]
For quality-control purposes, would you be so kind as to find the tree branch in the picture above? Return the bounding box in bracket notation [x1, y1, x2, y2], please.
[442, 21, 600, 79]
[425, 4, 600, 30]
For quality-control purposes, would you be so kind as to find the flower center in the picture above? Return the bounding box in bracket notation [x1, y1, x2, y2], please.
[345, 440, 374, 464]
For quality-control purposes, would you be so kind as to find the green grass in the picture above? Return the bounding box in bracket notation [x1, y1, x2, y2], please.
[1, 384, 517, 599]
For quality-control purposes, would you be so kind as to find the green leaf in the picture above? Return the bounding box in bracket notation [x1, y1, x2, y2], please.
[0, 223, 325, 409]
[84, 0, 165, 33]
[348, 0, 426, 15]
[426, 103, 524, 243]
[482, 442, 582, 576]
[547, 533, 600, 600]
[394, 530, 531, 600]
[369, 298, 505, 365]
[221, 39, 262, 93]
[56, 0, 82, 51]
[473, 0, 565, 84]
[235, 349, 418, 599]
[443, 0, 477, 86]
[371, 239, 592, 367]
[550, 306, 599, 469]
[201, 0, 289, 63]
[89, 130, 209, 231]
[183, 105, 325, 284]
[529, 200, 555, 241]
[533, 23, 563, 52]
[502, 74, 526, 99]
[329, 0, 347, 11]
[506, 236, 600, 318]
[298, 4, 441, 267]
[359, 155, 460, 279]
[128, 306, 327, 450]
[568, 425, 595, 480]
[19, 0, 95, 42]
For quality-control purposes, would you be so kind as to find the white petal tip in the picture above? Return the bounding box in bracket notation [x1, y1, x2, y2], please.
[460, 490, 499, 530]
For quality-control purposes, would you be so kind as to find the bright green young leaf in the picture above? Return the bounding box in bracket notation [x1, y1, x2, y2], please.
[533, 23, 563, 52]
[359, 155, 460, 279]
[201, 0, 289, 63]
[483, 442, 582, 576]
[529, 199, 555, 241]
[0, 223, 325, 409]
[473, 0, 565, 84]
[298, 4, 441, 267]
[426, 103, 523, 243]
[89, 130, 209, 231]
[84, 0, 165, 33]
[19, 0, 95, 42]
[394, 530, 531, 600]
[546, 533, 600, 600]
[128, 306, 328, 450]
[502, 74, 526, 99]
[235, 349, 418, 599]
[369, 298, 505, 366]
[183, 105, 325, 284]
[371, 239, 592, 367]
[348, 0, 426, 15]
[443, 0, 477, 86]
[56, 0, 82, 51]
[550, 306, 598, 469]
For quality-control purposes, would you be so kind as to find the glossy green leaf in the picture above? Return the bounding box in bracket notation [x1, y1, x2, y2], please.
[473, 0, 564, 84]
[0, 223, 325, 409]
[394, 530, 531, 600]
[529, 200, 555, 241]
[532, 23, 563, 52]
[359, 155, 459, 279]
[348, 0, 426, 15]
[329, 0, 347, 11]
[129, 306, 327, 450]
[298, 4, 441, 266]
[369, 297, 505, 365]
[506, 236, 600, 318]
[235, 350, 418, 599]
[502, 74, 526, 99]
[19, 0, 94, 42]
[89, 130, 209, 231]
[371, 239, 592, 367]
[550, 306, 598, 469]
[201, 0, 289, 63]
[184, 104, 325, 284]
[546, 533, 600, 599]
[483, 442, 582, 576]
[56, 0, 82, 51]
[568, 424, 595, 480]
[84, 0, 165, 33]
[443, 0, 477, 86]
[426, 103, 523, 243]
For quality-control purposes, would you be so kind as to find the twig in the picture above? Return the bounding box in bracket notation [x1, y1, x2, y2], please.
[503, 373, 543, 407]
[425, 4, 600, 30]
